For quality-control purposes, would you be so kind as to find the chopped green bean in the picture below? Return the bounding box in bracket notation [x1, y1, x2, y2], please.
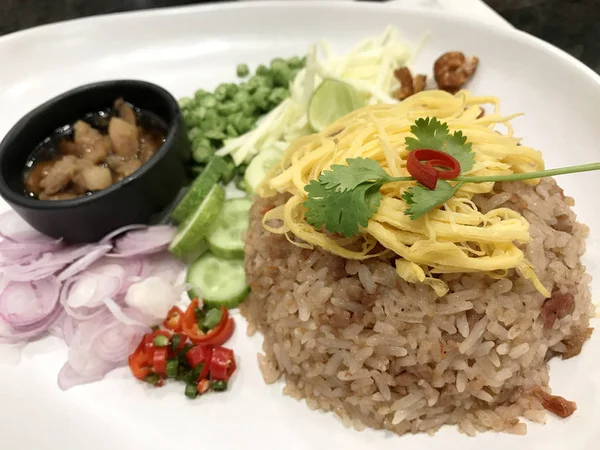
[204, 129, 227, 141]
[187, 127, 200, 142]
[166, 360, 179, 378]
[187, 110, 205, 127]
[171, 334, 182, 352]
[237, 63, 250, 77]
[144, 373, 160, 385]
[178, 97, 194, 110]
[200, 95, 217, 108]
[288, 56, 303, 69]
[215, 84, 229, 101]
[153, 335, 169, 347]
[192, 136, 214, 163]
[233, 90, 250, 103]
[217, 101, 238, 116]
[202, 308, 222, 330]
[185, 382, 198, 399]
[179, 54, 306, 174]
[226, 124, 239, 138]
[210, 380, 228, 392]
[220, 156, 236, 184]
[256, 64, 270, 76]
[191, 363, 205, 381]
[194, 89, 209, 102]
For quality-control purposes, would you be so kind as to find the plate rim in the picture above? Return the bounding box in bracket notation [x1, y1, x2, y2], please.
[0, 0, 598, 91]
[1, 3, 600, 449]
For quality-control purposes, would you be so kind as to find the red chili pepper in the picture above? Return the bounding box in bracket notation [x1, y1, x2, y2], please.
[204, 318, 235, 347]
[128, 340, 152, 381]
[182, 299, 232, 346]
[197, 379, 210, 395]
[406, 149, 461, 190]
[153, 347, 169, 377]
[186, 346, 212, 369]
[210, 346, 237, 381]
[163, 306, 184, 332]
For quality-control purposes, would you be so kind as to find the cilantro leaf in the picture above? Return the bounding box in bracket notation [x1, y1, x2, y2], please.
[402, 180, 460, 219]
[319, 157, 393, 192]
[445, 131, 474, 173]
[304, 179, 383, 237]
[404, 117, 449, 151]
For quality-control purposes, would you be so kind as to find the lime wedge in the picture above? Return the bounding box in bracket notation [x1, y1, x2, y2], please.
[169, 183, 225, 259]
[171, 157, 227, 224]
[308, 79, 366, 132]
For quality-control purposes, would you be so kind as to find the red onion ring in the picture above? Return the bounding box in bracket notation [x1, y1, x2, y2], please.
[0, 218, 179, 390]
[108, 225, 176, 258]
[99, 224, 147, 245]
[140, 253, 185, 284]
[57, 361, 117, 391]
[2, 244, 97, 281]
[57, 245, 112, 281]
[59, 277, 108, 322]
[0, 304, 63, 344]
[0, 277, 60, 328]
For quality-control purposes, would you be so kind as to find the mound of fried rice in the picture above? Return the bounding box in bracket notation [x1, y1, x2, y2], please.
[241, 178, 594, 436]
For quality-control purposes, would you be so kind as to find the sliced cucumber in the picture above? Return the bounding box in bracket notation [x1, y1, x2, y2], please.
[169, 184, 225, 259]
[207, 198, 252, 259]
[187, 252, 249, 308]
[244, 148, 282, 195]
[171, 157, 227, 224]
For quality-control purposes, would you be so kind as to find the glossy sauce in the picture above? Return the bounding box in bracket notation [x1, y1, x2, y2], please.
[23, 98, 168, 201]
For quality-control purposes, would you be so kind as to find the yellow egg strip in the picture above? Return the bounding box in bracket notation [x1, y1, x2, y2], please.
[257, 89, 549, 297]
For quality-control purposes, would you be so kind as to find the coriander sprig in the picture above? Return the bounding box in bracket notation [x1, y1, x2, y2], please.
[302, 117, 600, 237]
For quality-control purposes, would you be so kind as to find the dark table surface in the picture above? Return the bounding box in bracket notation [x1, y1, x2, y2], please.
[1, 0, 599, 73]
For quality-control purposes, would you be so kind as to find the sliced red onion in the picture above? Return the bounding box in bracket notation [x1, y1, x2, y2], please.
[58, 307, 149, 390]
[48, 309, 67, 340]
[0, 239, 64, 266]
[0, 216, 184, 389]
[59, 278, 109, 321]
[109, 225, 176, 258]
[99, 224, 146, 245]
[96, 303, 149, 361]
[0, 304, 63, 344]
[61, 314, 78, 346]
[57, 361, 117, 391]
[0, 277, 60, 328]
[140, 253, 185, 284]
[63, 272, 123, 310]
[2, 244, 98, 281]
[57, 245, 113, 281]
[103, 298, 149, 328]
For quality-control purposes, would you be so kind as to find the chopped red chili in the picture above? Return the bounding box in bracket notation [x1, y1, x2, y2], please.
[406, 148, 461, 189]
[210, 346, 237, 381]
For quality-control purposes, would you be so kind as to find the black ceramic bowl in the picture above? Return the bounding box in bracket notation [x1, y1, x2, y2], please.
[0, 80, 190, 243]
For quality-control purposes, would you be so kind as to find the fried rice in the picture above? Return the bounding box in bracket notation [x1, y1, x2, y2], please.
[241, 178, 594, 436]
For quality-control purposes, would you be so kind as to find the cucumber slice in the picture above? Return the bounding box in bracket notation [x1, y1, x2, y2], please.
[171, 157, 227, 224]
[187, 252, 249, 308]
[169, 184, 225, 259]
[244, 148, 282, 195]
[207, 198, 252, 259]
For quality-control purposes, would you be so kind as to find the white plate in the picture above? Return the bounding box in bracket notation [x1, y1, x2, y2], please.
[0, 2, 599, 450]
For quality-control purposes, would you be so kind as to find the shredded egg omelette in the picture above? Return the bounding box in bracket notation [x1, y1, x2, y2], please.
[257, 90, 549, 297]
